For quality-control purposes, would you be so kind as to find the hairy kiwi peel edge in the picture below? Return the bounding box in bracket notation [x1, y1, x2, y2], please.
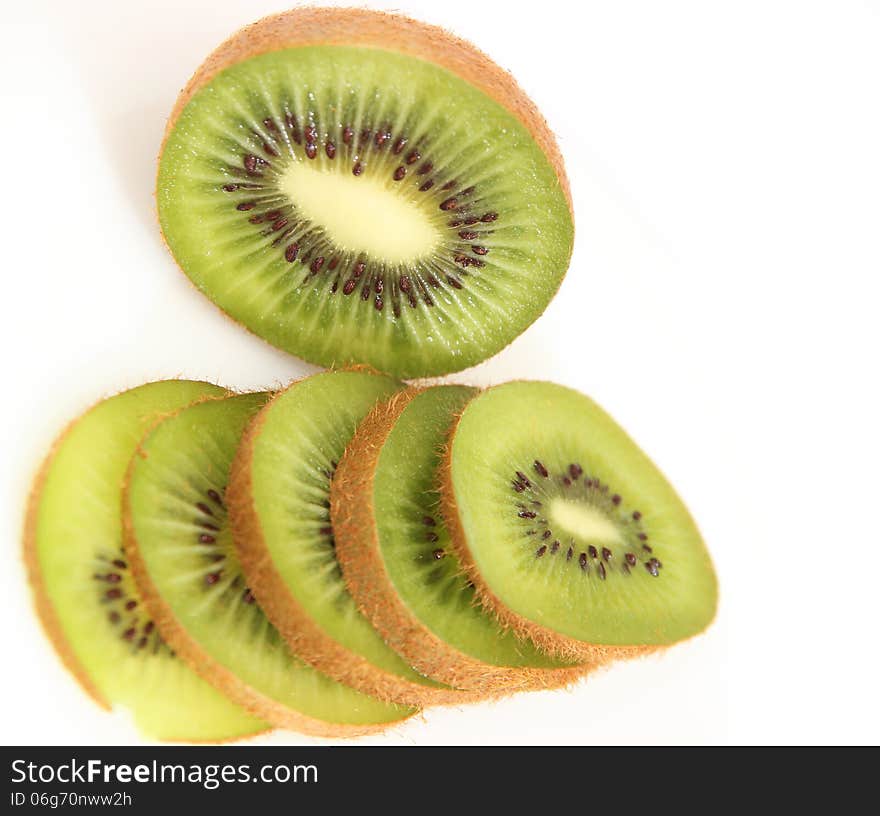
[331, 388, 593, 693]
[226, 377, 464, 707]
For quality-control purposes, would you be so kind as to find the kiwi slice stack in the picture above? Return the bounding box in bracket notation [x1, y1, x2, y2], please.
[157, 8, 574, 377]
[25, 372, 716, 741]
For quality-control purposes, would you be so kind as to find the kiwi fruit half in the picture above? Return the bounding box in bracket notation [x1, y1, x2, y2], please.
[332, 386, 590, 693]
[24, 381, 266, 741]
[123, 392, 415, 736]
[229, 370, 467, 705]
[442, 382, 718, 662]
[157, 8, 574, 377]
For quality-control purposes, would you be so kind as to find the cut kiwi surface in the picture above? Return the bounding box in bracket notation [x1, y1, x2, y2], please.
[24, 381, 266, 742]
[229, 371, 466, 704]
[443, 382, 718, 661]
[123, 392, 415, 736]
[158, 8, 574, 377]
[332, 386, 589, 693]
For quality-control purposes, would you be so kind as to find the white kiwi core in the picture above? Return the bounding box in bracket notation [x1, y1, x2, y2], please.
[548, 498, 624, 545]
[278, 160, 441, 263]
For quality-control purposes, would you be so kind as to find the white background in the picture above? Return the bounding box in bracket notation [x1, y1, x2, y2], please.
[2, 0, 878, 746]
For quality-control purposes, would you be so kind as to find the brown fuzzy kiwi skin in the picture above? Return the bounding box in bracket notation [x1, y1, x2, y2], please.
[122, 400, 410, 739]
[331, 388, 594, 694]
[160, 7, 572, 211]
[226, 376, 472, 707]
[439, 407, 654, 666]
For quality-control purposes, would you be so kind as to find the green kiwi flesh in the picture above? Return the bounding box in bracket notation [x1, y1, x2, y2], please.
[158, 46, 573, 377]
[232, 371, 450, 699]
[26, 381, 266, 741]
[446, 382, 718, 647]
[124, 392, 414, 733]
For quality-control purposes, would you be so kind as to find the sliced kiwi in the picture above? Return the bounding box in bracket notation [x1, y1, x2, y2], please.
[123, 392, 415, 736]
[157, 8, 574, 377]
[229, 370, 468, 704]
[24, 381, 266, 741]
[332, 386, 590, 693]
[442, 382, 718, 662]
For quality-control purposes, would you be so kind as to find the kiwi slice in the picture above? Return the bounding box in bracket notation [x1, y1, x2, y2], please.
[123, 392, 414, 736]
[442, 382, 718, 661]
[332, 386, 590, 693]
[157, 8, 574, 377]
[229, 370, 471, 705]
[24, 381, 266, 741]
